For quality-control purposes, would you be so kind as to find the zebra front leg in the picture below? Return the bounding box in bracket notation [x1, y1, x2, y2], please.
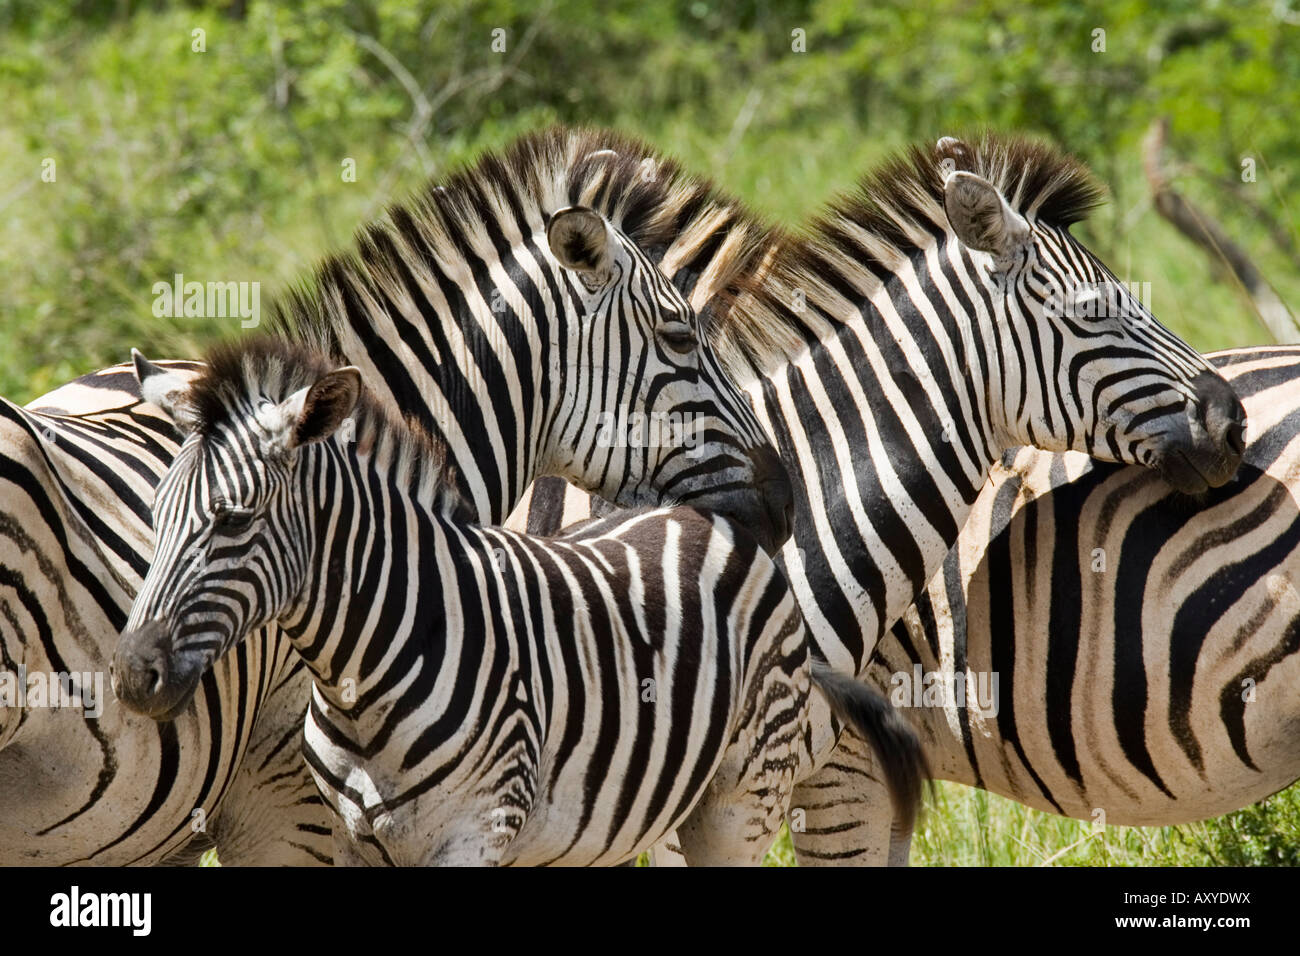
[788, 726, 898, 866]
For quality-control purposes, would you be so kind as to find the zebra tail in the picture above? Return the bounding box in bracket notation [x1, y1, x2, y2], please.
[810, 658, 931, 832]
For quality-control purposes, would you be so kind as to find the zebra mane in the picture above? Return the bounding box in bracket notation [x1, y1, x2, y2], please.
[712, 132, 1107, 381]
[189, 337, 465, 515]
[268, 125, 776, 355]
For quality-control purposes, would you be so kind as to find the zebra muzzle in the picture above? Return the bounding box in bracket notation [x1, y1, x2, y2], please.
[723, 444, 793, 555]
[756, 446, 795, 554]
[112, 620, 200, 721]
[1152, 370, 1247, 493]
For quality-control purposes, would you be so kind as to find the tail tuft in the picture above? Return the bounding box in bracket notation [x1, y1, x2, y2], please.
[810, 658, 931, 833]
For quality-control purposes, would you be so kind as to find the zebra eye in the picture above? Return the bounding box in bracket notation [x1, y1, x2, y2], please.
[213, 506, 256, 537]
[657, 321, 697, 354]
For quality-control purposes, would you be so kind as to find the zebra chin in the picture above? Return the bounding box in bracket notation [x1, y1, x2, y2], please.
[1146, 421, 1245, 494]
[1135, 370, 1247, 494]
[111, 619, 207, 721]
[1152, 446, 1241, 495]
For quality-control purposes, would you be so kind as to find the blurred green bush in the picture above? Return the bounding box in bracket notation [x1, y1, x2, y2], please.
[2, 0, 1298, 401]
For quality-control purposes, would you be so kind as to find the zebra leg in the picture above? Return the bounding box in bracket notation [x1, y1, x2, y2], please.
[675, 776, 789, 866]
[788, 725, 898, 866]
[674, 639, 811, 866]
[330, 828, 372, 867]
[204, 660, 334, 866]
[887, 817, 914, 867]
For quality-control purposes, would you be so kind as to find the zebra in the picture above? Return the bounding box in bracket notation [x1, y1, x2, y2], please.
[0, 128, 790, 864]
[0, 370, 323, 866]
[507, 132, 1248, 864]
[9, 129, 1248, 865]
[110, 338, 926, 866]
[846, 344, 1300, 863]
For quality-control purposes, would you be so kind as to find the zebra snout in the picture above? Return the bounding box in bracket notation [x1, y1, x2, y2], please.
[1148, 371, 1247, 494]
[1189, 369, 1247, 483]
[112, 620, 188, 720]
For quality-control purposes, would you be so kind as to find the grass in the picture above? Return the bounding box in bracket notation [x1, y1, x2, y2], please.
[198, 782, 1300, 866]
[840, 781, 1300, 867]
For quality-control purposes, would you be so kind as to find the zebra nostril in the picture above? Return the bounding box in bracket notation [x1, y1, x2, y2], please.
[115, 623, 172, 702]
[1226, 421, 1246, 456]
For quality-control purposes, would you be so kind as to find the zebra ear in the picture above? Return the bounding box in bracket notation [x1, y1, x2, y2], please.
[547, 206, 614, 289]
[943, 171, 1031, 261]
[132, 349, 198, 433]
[281, 366, 362, 449]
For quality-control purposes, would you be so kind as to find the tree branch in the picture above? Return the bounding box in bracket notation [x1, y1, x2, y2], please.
[1142, 116, 1298, 344]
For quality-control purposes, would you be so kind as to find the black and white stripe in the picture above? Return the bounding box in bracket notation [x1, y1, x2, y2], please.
[513, 133, 1248, 864]
[852, 345, 1300, 861]
[112, 340, 923, 866]
[0, 128, 787, 865]
[0, 365, 331, 865]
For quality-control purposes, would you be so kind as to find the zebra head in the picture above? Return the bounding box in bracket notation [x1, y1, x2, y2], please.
[540, 206, 790, 548]
[936, 136, 1245, 493]
[113, 347, 377, 719]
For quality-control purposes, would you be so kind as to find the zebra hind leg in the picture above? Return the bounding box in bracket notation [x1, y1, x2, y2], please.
[788, 726, 901, 867]
[645, 834, 688, 866]
[674, 630, 811, 866]
[887, 816, 915, 866]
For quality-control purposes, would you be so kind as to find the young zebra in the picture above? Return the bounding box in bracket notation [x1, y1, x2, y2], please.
[0, 128, 788, 865]
[853, 344, 1300, 862]
[111, 339, 925, 866]
[509, 133, 1248, 864]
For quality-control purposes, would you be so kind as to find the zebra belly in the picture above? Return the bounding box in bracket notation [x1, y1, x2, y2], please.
[503, 681, 746, 868]
[302, 640, 752, 866]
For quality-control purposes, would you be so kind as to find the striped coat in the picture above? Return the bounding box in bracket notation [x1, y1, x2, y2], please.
[113, 340, 924, 865]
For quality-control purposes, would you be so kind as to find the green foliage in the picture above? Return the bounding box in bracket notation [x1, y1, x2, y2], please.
[905, 780, 1300, 867]
[755, 781, 1300, 866]
[3, 1, 1298, 402]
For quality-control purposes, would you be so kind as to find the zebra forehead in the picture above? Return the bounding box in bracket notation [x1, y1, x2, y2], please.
[184, 339, 332, 436]
[182, 335, 461, 512]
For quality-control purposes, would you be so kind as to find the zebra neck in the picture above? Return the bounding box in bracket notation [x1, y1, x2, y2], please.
[324, 284, 553, 527]
[281, 436, 461, 721]
[750, 241, 1006, 673]
[419, 367, 547, 526]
